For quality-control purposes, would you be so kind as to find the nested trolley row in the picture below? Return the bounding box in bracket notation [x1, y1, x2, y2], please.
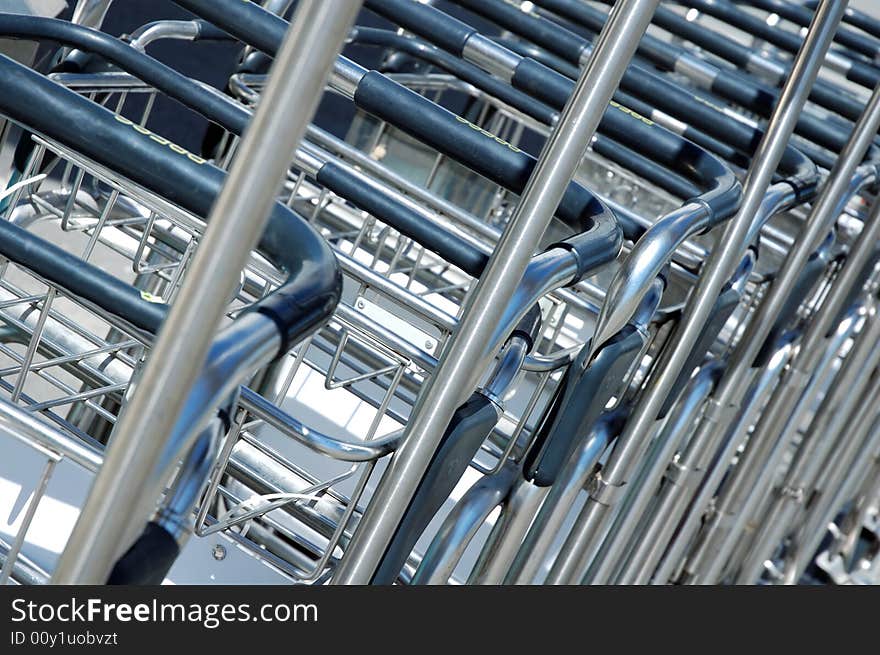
[0, 0, 878, 586]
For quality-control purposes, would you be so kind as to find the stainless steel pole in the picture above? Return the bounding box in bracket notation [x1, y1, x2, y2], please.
[662, 85, 880, 586]
[694, 185, 880, 584]
[51, 0, 361, 584]
[546, 0, 846, 584]
[70, 0, 114, 28]
[331, 0, 660, 585]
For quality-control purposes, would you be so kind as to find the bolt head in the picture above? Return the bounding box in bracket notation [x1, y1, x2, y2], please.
[212, 544, 227, 561]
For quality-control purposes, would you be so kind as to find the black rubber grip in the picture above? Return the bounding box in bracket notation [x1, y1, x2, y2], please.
[316, 160, 489, 278]
[357, 11, 737, 224]
[238, 50, 272, 74]
[372, 392, 500, 584]
[349, 27, 557, 126]
[592, 135, 702, 201]
[194, 19, 234, 41]
[175, 0, 285, 55]
[710, 69, 777, 117]
[619, 66, 817, 201]
[613, 90, 749, 168]
[0, 53, 340, 359]
[809, 78, 868, 125]
[631, 30, 680, 70]
[0, 16, 573, 306]
[364, 0, 477, 56]
[0, 219, 166, 335]
[320, 155, 621, 284]
[171, 1, 626, 240]
[551, 210, 625, 282]
[511, 57, 742, 223]
[513, 303, 543, 350]
[107, 522, 180, 585]
[534, 0, 821, 192]
[746, 0, 880, 60]
[495, 36, 581, 79]
[646, 2, 751, 67]
[832, 2, 880, 40]
[683, 0, 880, 91]
[353, 70, 533, 197]
[352, 69, 619, 236]
[682, 0, 801, 52]
[637, 17, 858, 156]
[0, 15, 251, 134]
[524, 326, 645, 487]
[644, 2, 865, 123]
[454, 0, 587, 63]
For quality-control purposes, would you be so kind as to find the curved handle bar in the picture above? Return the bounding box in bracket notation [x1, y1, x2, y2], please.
[0, 17, 622, 529]
[458, 0, 823, 190]
[127, 19, 234, 51]
[0, 52, 340, 358]
[590, 181, 797, 364]
[0, 15, 252, 140]
[363, 0, 743, 233]
[0, 16, 622, 507]
[169, 0, 626, 241]
[0, 15, 616, 288]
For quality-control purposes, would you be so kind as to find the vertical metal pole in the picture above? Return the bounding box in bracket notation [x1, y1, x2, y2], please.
[331, 0, 660, 585]
[658, 80, 880, 578]
[546, 0, 846, 584]
[51, 0, 361, 585]
[692, 183, 880, 584]
[70, 0, 114, 28]
[661, 87, 880, 587]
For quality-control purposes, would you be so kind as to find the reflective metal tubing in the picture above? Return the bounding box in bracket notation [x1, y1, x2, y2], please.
[671, 83, 880, 586]
[330, 0, 660, 585]
[545, 0, 846, 584]
[50, 0, 362, 584]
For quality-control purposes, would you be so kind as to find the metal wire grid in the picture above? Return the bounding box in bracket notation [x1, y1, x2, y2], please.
[0, 70, 619, 583]
[2, 2, 877, 584]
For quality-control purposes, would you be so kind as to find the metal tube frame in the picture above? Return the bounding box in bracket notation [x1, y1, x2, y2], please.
[545, 0, 846, 585]
[331, 0, 659, 585]
[51, 0, 361, 584]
